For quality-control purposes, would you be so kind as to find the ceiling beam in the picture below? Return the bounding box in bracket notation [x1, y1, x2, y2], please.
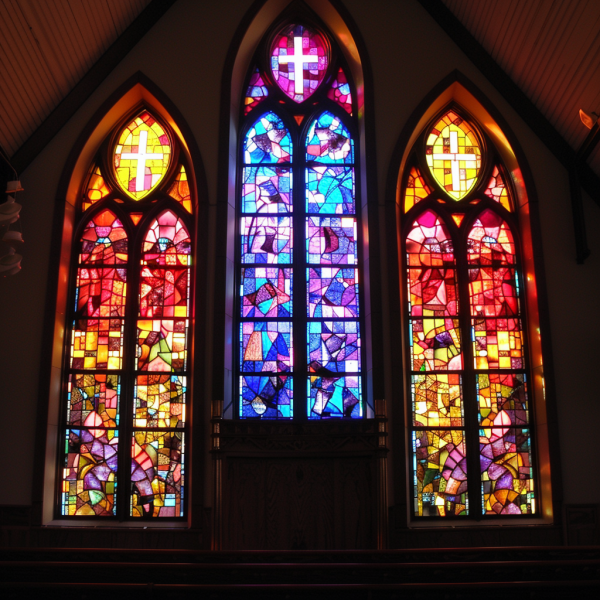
[418, 0, 600, 208]
[11, 0, 178, 174]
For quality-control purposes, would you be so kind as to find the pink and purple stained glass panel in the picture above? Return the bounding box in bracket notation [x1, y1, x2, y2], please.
[62, 428, 119, 516]
[142, 211, 191, 267]
[241, 267, 292, 318]
[270, 24, 328, 102]
[308, 267, 359, 318]
[306, 216, 357, 265]
[241, 216, 293, 264]
[242, 166, 292, 213]
[308, 321, 360, 373]
[467, 209, 516, 266]
[327, 67, 353, 115]
[480, 426, 534, 515]
[244, 67, 269, 115]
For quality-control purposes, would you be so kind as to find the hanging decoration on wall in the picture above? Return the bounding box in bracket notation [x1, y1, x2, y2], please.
[1, 175, 24, 276]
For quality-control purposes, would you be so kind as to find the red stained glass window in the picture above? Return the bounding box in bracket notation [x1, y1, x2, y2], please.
[403, 110, 536, 519]
[59, 111, 194, 520]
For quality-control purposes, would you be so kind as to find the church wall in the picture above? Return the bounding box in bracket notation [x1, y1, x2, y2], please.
[0, 0, 598, 521]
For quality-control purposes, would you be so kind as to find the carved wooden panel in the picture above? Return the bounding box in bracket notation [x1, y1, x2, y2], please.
[222, 455, 376, 549]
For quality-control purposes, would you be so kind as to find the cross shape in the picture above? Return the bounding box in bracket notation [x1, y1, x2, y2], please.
[278, 36, 319, 95]
[432, 130, 478, 192]
[121, 129, 164, 192]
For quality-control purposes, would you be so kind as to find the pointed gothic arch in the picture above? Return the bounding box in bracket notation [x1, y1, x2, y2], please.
[386, 72, 560, 528]
[35, 73, 208, 525]
[212, 0, 386, 549]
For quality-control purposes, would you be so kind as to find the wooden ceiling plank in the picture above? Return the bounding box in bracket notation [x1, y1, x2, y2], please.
[41, 0, 82, 90]
[18, 0, 73, 99]
[0, 1, 53, 124]
[487, 0, 515, 60]
[497, 0, 536, 75]
[65, 0, 96, 73]
[53, 0, 90, 83]
[544, 13, 600, 116]
[78, 0, 108, 57]
[91, 1, 118, 52]
[0, 85, 33, 155]
[520, 2, 564, 94]
[528, 2, 581, 107]
[5, 0, 62, 111]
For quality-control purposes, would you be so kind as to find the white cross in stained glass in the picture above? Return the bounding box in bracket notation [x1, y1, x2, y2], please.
[278, 36, 319, 95]
[432, 130, 478, 192]
[121, 130, 164, 192]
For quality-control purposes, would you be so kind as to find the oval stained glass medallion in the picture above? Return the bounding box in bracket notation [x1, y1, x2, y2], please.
[113, 111, 172, 200]
[425, 111, 482, 201]
[270, 24, 329, 102]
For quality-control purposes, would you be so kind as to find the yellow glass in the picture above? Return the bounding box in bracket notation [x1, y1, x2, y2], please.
[425, 111, 481, 201]
[113, 111, 172, 200]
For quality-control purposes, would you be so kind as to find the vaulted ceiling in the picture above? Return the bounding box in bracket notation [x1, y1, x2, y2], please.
[1, 0, 599, 184]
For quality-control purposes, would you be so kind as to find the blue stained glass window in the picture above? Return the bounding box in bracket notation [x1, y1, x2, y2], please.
[236, 23, 367, 420]
[244, 112, 292, 164]
[241, 375, 293, 418]
[306, 111, 354, 163]
[308, 375, 362, 419]
[242, 166, 293, 213]
[306, 166, 355, 214]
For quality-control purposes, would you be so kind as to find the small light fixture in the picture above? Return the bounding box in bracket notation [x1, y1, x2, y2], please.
[579, 109, 599, 130]
[5, 180, 24, 194]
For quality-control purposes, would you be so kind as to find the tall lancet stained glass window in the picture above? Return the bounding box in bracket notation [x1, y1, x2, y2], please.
[403, 108, 535, 518]
[60, 110, 193, 518]
[238, 22, 367, 420]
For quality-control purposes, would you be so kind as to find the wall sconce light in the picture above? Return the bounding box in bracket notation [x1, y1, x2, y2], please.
[579, 109, 599, 130]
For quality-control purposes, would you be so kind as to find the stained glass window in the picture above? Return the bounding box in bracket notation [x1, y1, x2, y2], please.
[59, 110, 193, 519]
[425, 110, 481, 201]
[403, 108, 536, 519]
[236, 21, 366, 420]
[113, 111, 172, 200]
[270, 24, 329, 102]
